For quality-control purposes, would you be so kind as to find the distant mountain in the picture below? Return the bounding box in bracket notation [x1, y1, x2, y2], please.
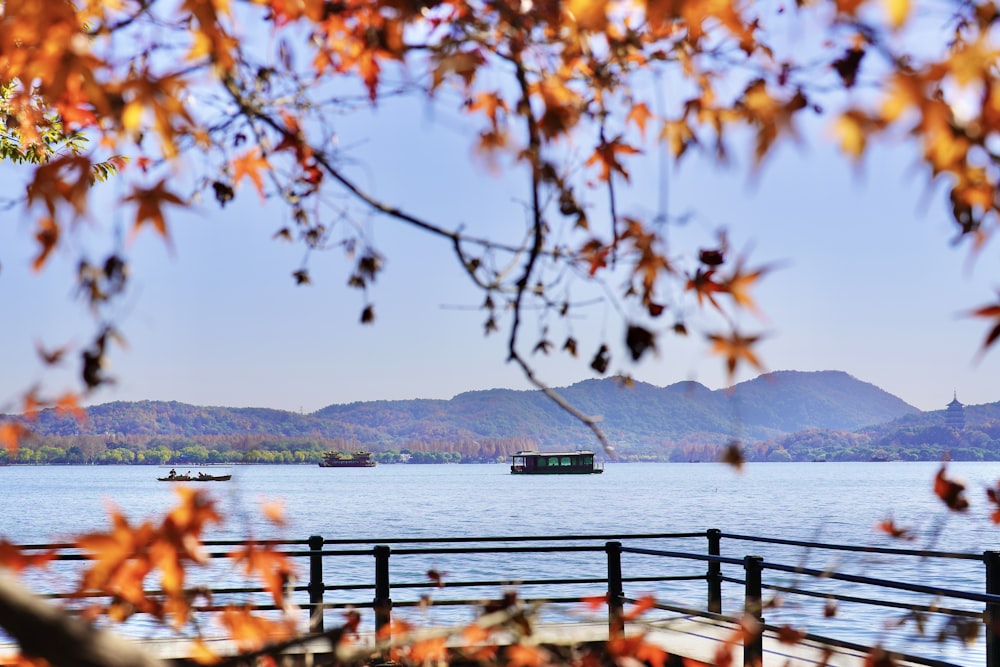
[16, 370, 919, 451]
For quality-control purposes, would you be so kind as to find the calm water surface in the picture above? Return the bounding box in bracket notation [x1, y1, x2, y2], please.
[3, 461, 999, 664]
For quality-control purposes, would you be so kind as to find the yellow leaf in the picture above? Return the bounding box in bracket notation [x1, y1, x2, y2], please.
[884, 0, 909, 28]
[187, 30, 212, 62]
[121, 100, 144, 134]
[188, 638, 220, 665]
[660, 119, 696, 159]
[834, 112, 866, 159]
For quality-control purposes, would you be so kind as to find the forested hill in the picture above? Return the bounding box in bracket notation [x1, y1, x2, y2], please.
[759, 400, 1000, 462]
[17, 370, 917, 447]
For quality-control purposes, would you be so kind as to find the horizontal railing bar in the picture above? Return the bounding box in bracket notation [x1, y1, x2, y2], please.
[308, 595, 592, 611]
[312, 532, 706, 546]
[207, 549, 373, 558]
[761, 580, 982, 619]
[14, 532, 704, 554]
[761, 560, 1000, 605]
[385, 577, 608, 590]
[324, 584, 375, 592]
[16, 539, 308, 552]
[621, 546, 745, 566]
[383, 545, 606, 556]
[391, 595, 589, 609]
[720, 532, 981, 561]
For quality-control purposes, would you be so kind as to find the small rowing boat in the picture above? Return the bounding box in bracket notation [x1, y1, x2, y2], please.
[158, 471, 232, 482]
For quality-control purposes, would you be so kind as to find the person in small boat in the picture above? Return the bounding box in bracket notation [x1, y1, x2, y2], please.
[168, 468, 177, 479]
[198, 471, 210, 479]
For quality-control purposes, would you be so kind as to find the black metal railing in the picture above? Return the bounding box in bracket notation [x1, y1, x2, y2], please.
[11, 530, 1000, 667]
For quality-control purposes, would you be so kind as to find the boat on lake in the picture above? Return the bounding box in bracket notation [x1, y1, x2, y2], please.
[318, 450, 377, 468]
[510, 450, 603, 475]
[158, 470, 232, 482]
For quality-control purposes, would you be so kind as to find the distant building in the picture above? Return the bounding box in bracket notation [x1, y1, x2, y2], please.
[945, 392, 965, 429]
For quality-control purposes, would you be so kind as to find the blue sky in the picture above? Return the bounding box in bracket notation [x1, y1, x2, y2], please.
[2, 82, 999, 417]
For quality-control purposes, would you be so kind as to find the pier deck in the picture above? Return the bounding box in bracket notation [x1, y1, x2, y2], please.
[0, 618, 931, 667]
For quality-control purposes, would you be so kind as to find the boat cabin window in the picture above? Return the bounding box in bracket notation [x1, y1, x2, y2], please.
[561, 456, 571, 466]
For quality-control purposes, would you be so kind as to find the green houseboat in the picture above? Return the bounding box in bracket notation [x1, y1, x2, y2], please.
[318, 450, 377, 468]
[510, 450, 604, 475]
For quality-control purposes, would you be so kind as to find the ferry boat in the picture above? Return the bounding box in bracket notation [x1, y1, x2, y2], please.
[510, 450, 604, 475]
[318, 450, 377, 468]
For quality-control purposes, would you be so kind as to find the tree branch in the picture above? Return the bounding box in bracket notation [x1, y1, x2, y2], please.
[0, 573, 164, 667]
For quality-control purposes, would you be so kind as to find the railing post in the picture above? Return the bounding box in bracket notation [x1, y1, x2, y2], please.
[707, 529, 722, 614]
[986, 551, 1000, 667]
[743, 555, 764, 667]
[307, 535, 325, 632]
[374, 545, 392, 639]
[606, 541, 624, 637]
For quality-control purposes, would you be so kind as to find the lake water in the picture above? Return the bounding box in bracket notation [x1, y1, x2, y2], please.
[3, 461, 1000, 665]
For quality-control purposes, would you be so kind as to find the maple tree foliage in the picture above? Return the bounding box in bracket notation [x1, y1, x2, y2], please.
[5, 1, 1000, 660]
[1, 0, 1000, 451]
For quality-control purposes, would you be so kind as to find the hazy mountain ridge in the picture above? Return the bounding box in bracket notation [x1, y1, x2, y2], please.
[17, 370, 920, 448]
[763, 399, 1000, 461]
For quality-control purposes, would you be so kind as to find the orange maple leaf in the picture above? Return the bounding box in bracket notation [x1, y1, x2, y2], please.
[876, 517, 916, 540]
[260, 499, 287, 526]
[627, 102, 654, 139]
[123, 179, 185, 241]
[724, 261, 774, 317]
[624, 594, 657, 620]
[586, 136, 642, 182]
[685, 268, 726, 310]
[54, 392, 86, 422]
[231, 542, 297, 605]
[218, 606, 296, 650]
[469, 91, 509, 129]
[0, 422, 29, 455]
[580, 239, 611, 276]
[934, 465, 969, 512]
[0, 540, 53, 572]
[708, 330, 766, 379]
[410, 637, 449, 663]
[32, 217, 60, 272]
[506, 644, 546, 667]
[231, 149, 271, 201]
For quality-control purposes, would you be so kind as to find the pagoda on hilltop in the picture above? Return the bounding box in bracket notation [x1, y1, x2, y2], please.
[945, 392, 965, 430]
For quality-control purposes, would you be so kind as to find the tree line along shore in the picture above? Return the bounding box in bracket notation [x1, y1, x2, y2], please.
[4, 424, 1000, 465]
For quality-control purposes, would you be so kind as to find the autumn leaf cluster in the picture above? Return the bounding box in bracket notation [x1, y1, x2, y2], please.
[3, 0, 1000, 447]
